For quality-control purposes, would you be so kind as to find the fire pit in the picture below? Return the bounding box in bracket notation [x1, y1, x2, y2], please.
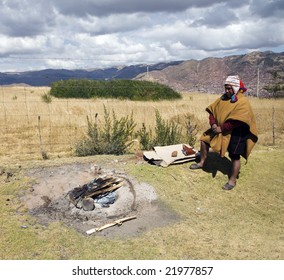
[67, 176, 124, 211]
[22, 162, 180, 238]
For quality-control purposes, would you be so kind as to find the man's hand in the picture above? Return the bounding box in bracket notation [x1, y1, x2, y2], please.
[212, 124, 222, 133]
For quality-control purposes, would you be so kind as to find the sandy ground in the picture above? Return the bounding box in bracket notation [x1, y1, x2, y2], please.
[21, 162, 179, 239]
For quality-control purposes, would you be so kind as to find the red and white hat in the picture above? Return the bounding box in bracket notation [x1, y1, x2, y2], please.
[225, 75, 240, 95]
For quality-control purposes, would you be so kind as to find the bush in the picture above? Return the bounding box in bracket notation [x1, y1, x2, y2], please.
[153, 110, 182, 146]
[136, 111, 197, 150]
[182, 113, 198, 146]
[41, 92, 52, 103]
[75, 108, 197, 156]
[264, 83, 284, 98]
[135, 123, 154, 151]
[75, 106, 136, 156]
[50, 79, 181, 101]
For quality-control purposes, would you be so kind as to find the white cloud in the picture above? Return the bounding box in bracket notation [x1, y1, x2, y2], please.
[0, 35, 47, 54]
[0, 0, 283, 71]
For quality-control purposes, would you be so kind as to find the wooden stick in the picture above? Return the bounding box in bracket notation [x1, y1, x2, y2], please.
[85, 182, 124, 198]
[37, 115, 48, 160]
[86, 215, 137, 235]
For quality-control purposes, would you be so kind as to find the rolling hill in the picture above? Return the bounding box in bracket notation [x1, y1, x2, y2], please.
[1, 51, 283, 97]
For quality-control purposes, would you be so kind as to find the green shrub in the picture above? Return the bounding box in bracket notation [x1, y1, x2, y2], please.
[135, 123, 154, 151]
[41, 92, 52, 103]
[50, 79, 181, 101]
[136, 111, 197, 150]
[153, 110, 182, 146]
[264, 83, 284, 98]
[75, 106, 136, 156]
[75, 108, 197, 156]
[183, 113, 198, 146]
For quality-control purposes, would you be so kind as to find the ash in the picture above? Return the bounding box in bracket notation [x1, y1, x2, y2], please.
[22, 162, 179, 238]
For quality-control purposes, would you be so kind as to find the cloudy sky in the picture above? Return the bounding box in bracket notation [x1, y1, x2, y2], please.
[1, 0, 284, 72]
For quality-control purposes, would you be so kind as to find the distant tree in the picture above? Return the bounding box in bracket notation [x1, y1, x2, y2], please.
[264, 71, 284, 98]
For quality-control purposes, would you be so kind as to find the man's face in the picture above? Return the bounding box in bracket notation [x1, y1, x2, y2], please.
[225, 85, 234, 98]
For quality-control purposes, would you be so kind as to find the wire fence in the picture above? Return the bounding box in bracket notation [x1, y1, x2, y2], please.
[1, 86, 283, 160]
[1, 104, 87, 158]
[0, 86, 201, 159]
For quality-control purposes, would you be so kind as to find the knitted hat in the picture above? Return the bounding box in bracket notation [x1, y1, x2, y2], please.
[225, 75, 240, 94]
[239, 80, 247, 93]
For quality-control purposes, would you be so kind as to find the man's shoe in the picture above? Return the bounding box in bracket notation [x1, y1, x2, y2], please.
[222, 183, 235, 190]
[189, 163, 203, 170]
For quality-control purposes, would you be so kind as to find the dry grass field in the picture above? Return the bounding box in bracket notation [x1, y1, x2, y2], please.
[0, 86, 283, 260]
[0, 86, 283, 160]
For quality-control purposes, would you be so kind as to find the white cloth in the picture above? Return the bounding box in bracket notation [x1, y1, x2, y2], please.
[143, 144, 197, 167]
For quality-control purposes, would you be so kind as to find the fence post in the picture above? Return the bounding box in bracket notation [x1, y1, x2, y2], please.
[37, 115, 48, 159]
[272, 106, 275, 145]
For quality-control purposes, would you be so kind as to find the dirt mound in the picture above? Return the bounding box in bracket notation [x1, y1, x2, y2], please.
[21, 162, 179, 238]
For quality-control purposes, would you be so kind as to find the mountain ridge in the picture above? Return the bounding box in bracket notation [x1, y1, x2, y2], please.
[1, 51, 283, 97]
[136, 51, 284, 97]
